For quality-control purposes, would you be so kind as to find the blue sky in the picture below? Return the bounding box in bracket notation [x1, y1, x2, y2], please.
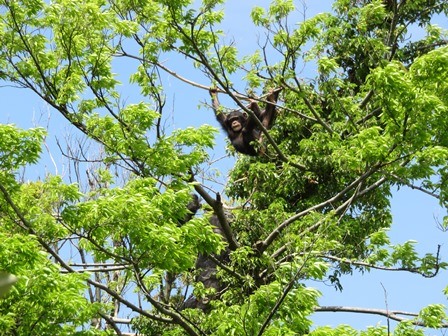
[1, 0, 447, 332]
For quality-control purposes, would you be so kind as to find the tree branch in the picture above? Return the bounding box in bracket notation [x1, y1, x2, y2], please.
[257, 258, 309, 336]
[315, 306, 448, 327]
[192, 180, 239, 250]
[132, 265, 203, 336]
[389, 173, 440, 199]
[316, 247, 442, 278]
[284, 80, 334, 134]
[0, 182, 173, 325]
[256, 164, 381, 253]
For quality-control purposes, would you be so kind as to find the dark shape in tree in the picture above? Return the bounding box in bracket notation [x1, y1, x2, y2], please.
[183, 213, 230, 311]
[210, 88, 280, 156]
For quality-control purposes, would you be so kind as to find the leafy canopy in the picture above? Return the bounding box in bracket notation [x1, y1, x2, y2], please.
[0, 0, 447, 335]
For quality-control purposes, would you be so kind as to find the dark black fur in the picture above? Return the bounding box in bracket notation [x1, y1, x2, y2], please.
[224, 111, 259, 156]
[210, 89, 279, 156]
[182, 213, 231, 311]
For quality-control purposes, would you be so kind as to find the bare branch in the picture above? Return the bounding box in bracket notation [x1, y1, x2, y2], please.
[389, 173, 440, 199]
[192, 175, 239, 250]
[317, 246, 442, 278]
[60, 265, 129, 273]
[315, 306, 448, 327]
[212, 192, 240, 251]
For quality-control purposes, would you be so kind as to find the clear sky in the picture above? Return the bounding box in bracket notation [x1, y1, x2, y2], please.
[0, 0, 447, 332]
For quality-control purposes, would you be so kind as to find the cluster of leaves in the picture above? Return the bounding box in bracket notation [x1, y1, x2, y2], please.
[0, 0, 447, 335]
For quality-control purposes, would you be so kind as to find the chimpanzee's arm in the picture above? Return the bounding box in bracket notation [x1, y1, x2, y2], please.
[246, 100, 263, 130]
[209, 88, 227, 130]
[260, 89, 280, 129]
[247, 89, 280, 130]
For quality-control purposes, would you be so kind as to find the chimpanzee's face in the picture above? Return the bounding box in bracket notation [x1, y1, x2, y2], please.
[230, 118, 242, 132]
[227, 112, 246, 133]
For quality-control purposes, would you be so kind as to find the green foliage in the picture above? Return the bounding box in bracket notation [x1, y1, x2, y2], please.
[311, 325, 359, 336]
[0, 0, 447, 334]
[0, 233, 103, 335]
[0, 125, 46, 171]
[206, 282, 320, 335]
[63, 178, 224, 270]
[394, 321, 425, 336]
[418, 304, 447, 328]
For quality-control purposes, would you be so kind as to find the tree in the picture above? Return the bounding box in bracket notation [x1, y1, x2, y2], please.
[0, 0, 447, 334]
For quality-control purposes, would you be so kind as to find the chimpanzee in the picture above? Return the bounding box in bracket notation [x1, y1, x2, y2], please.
[182, 212, 230, 312]
[209, 88, 280, 156]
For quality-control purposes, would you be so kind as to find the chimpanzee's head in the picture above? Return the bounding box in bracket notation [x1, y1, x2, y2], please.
[226, 111, 247, 133]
